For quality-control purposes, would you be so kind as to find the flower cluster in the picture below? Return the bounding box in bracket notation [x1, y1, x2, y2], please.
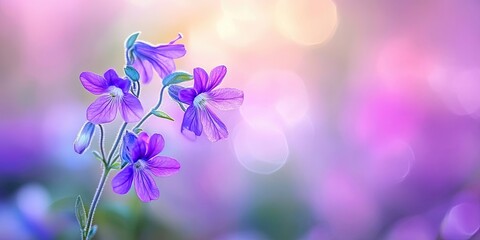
[72, 32, 243, 240]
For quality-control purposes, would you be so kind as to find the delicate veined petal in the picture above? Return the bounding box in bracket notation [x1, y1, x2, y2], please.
[147, 156, 180, 176]
[80, 72, 109, 95]
[132, 40, 186, 83]
[135, 42, 186, 59]
[133, 58, 154, 83]
[73, 122, 95, 154]
[137, 132, 149, 144]
[207, 88, 244, 110]
[134, 170, 160, 202]
[168, 85, 186, 102]
[153, 44, 186, 58]
[206, 65, 227, 91]
[193, 67, 208, 93]
[121, 131, 138, 164]
[86, 95, 118, 124]
[131, 134, 147, 161]
[145, 134, 165, 159]
[112, 165, 134, 194]
[149, 55, 176, 79]
[103, 69, 119, 84]
[114, 77, 131, 93]
[120, 93, 144, 123]
[178, 88, 197, 105]
[181, 106, 203, 136]
[200, 107, 228, 142]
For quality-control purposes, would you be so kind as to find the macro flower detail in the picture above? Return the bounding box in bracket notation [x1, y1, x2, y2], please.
[74, 121, 95, 154]
[126, 33, 186, 83]
[176, 65, 244, 142]
[80, 69, 144, 124]
[112, 131, 180, 202]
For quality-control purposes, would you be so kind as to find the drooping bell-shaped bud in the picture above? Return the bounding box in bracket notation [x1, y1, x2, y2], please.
[167, 85, 185, 103]
[74, 122, 95, 154]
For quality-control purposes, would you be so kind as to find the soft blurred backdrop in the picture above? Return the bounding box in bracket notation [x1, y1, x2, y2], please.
[2, 0, 480, 239]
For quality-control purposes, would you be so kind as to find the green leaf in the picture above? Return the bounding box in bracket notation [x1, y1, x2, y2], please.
[75, 195, 87, 231]
[93, 151, 102, 161]
[110, 162, 121, 170]
[88, 225, 98, 239]
[133, 128, 142, 134]
[124, 66, 140, 82]
[151, 110, 174, 121]
[125, 32, 140, 49]
[162, 72, 193, 86]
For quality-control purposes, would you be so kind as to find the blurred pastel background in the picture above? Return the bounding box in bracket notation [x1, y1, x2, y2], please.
[2, 0, 480, 239]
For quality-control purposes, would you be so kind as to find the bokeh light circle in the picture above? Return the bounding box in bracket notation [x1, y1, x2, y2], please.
[240, 70, 309, 128]
[453, 69, 480, 115]
[442, 203, 480, 240]
[233, 122, 289, 174]
[275, 0, 338, 45]
[367, 140, 414, 187]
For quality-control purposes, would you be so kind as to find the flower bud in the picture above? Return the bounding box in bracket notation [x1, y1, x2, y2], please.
[168, 85, 185, 103]
[74, 122, 95, 154]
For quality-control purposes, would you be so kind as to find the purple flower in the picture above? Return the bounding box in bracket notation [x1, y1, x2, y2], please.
[176, 65, 244, 142]
[73, 121, 95, 154]
[80, 69, 144, 124]
[127, 33, 186, 83]
[112, 131, 180, 202]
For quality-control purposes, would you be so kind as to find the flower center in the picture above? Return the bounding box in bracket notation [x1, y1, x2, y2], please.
[193, 93, 208, 109]
[109, 86, 124, 98]
[134, 159, 147, 170]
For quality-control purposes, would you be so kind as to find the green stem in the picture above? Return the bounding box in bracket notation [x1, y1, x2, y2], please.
[132, 86, 166, 130]
[98, 125, 106, 161]
[178, 102, 186, 112]
[83, 167, 110, 240]
[82, 122, 127, 239]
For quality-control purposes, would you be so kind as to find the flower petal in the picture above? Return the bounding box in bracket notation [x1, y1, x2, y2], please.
[147, 156, 180, 177]
[145, 134, 165, 159]
[200, 107, 228, 142]
[178, 88, 197, 105]
[79, 72, 109, 95]
[181, 106, 202, 136]
[112, 165, 134, 194]
[132, 133, 147, 161]
[86, 95, 118, 124]
[149, 56, 175, 79]
[120, 93, 144, 123]
[206, 65, 227, 91]
[111, 76, 131, 93]
[193, 67, 208, 93]
[134, 170, 159, 202]
[103, 69, 119, 84]
[154, 44, 186, 58]
[133, 58, 154, 83]
[134, 42, 186, 81]
[207, 88, 244, 110]
[135, 41, 186, 59]
[121, 131, 137, 164]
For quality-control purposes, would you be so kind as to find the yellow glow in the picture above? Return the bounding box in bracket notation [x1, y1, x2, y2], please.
[275, 0, 338, 45]
[217, 0, 268, 47]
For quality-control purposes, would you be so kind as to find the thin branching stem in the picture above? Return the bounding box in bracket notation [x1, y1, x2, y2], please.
[132, 86, 167, 130]
[98, 125, 106, 161]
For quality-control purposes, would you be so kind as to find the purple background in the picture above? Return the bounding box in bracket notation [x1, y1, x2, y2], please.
[1, 0, 480, 239]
